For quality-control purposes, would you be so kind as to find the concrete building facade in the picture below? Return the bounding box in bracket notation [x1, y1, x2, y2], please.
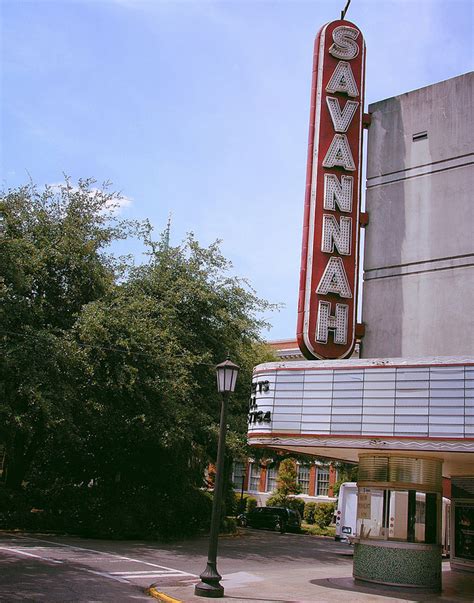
[362, 72, 474, 358]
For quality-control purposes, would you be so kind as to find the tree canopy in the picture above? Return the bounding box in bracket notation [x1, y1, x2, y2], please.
[0, 179, 276, 537]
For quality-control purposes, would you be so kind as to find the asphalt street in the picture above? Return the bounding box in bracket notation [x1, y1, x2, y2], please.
[0, 529, 473, 603]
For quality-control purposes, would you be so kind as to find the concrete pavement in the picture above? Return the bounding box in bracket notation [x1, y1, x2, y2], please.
[147, 564, 474, 603]
[147, 543, 474, 603]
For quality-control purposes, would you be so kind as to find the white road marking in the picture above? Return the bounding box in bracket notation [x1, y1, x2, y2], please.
[109, 570, 192, 578]
[8, 534, 197, 575]
[0, 546, 63, 564]
[1, 533, 198, 584]
[115, 573, 191, 579]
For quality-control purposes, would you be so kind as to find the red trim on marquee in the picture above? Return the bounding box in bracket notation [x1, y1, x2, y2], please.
[248, 433, 474, 442]
[253, 361, 474, 375]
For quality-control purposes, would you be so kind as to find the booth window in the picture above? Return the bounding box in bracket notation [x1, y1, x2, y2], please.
[357, 487, 440, 544]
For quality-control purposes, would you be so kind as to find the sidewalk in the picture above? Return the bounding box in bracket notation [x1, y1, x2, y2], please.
[147, 562, 474, 603]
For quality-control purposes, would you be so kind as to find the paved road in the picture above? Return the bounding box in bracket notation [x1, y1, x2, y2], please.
[0, 529, 351, 602]
[1, 530, 472, 603]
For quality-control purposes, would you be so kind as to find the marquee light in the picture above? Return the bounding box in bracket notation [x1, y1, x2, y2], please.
[297, 19, 366, 360]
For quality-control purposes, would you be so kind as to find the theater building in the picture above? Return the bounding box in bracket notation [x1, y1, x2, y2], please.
[248, 18, 473, 591]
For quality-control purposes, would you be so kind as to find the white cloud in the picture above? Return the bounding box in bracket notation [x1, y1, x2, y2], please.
[48, 182, 133, 215]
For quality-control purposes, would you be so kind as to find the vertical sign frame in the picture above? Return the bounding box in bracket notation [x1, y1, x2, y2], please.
[297, 19, 366, 360]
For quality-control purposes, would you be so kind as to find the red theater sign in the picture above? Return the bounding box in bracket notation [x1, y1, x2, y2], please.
[297, 20, 366, 360]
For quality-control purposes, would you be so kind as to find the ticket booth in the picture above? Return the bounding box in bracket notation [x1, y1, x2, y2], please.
[352, 454, 443, 590]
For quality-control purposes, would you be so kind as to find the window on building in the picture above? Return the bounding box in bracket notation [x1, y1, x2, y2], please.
[249, 462, 261, 492]
[297, 464, 311, 495]
[316, 466, 330, 496]
[232, 462, 245, 489]
[266, 465, 278, 492]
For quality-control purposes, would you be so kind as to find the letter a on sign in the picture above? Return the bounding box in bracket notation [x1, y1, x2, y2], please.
[297, 19, 365, 360]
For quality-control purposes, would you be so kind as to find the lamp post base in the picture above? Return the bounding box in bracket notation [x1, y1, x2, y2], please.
[194, 582, 224, 598]
[194, 562, 224, 598]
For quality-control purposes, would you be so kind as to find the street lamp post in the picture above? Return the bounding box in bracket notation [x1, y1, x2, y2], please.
[195, 357, 240, 598]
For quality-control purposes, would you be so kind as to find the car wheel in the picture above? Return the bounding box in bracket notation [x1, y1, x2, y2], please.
[239, 517, 248, 527]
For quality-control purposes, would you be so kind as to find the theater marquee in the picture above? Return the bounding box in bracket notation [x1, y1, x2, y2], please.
[297, 20, 366, 360]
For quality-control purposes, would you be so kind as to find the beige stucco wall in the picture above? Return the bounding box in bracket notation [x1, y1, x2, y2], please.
[361, 72, 474, 358]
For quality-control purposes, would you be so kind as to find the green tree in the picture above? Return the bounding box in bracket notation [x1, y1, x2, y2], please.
[0, 178, 135, 489]
[1, 178, 277, 537]
[266, 458, 302, 509]
[276, 458, 301, 497]
[332, 462, 358, 496]
[69, 234, 274, 515]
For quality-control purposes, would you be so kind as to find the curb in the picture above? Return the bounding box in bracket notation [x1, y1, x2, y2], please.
[145, 586, 183, 603]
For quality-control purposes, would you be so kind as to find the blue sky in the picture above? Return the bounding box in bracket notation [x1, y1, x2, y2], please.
[2, 0, 473, 339]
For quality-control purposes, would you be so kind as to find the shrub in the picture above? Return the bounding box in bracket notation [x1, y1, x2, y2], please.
[0, 482, 214, 540]
[233, 493, 257, 515]
[276, 459, 301, 496]
[0, 486, 38, 530]
[313, 502, 336, 529]
[221, 516, 237, 534]
[232, 492, 244, 515]
[265, 493, 304, 517]
[303, 502, 317, 524]
[246, 496, 257, 513]
[266, 492, 288, 508]
[287, 497, 305, 517]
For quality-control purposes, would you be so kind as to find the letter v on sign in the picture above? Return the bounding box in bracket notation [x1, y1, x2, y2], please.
[326, 97, 359, 133]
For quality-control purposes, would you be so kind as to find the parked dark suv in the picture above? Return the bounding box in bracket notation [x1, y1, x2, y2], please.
[238, 507, 301, 533]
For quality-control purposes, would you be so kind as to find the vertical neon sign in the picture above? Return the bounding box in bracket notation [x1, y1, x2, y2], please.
[297, 20, 366, 360]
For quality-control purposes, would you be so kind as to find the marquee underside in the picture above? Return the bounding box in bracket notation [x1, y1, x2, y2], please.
[249, 435, 474, 477]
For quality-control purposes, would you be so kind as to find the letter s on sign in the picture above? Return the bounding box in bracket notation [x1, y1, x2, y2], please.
[329, 26, 359, 60]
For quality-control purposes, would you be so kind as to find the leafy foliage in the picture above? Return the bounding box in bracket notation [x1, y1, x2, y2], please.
[0, 178, 276, 537]
[246, 496, 258, 513]
[303, 501, 317, 524]
[332, 463, 358, 496]
[0, 178, 137, 490]
[312, 502, 336, 528]
[265, 458, 303, 511]
[276, 458, 301, 497]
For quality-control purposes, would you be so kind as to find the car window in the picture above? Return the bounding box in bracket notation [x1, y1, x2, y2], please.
[266, 508, 284, 516]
